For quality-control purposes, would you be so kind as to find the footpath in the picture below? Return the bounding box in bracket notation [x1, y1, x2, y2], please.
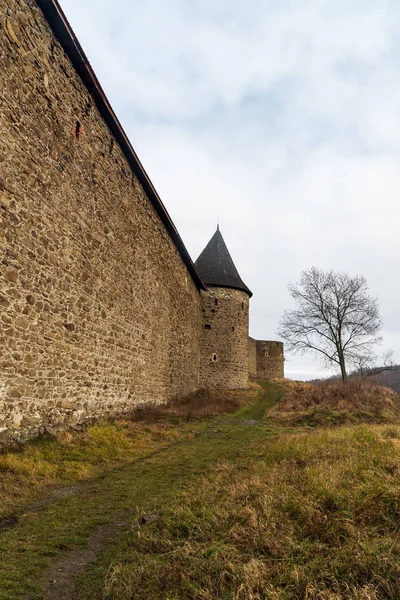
[0, 382, 282, 600]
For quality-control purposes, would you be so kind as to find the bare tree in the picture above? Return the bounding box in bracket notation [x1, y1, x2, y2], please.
[355, 349, 395, 379]
[278, 267, 382, 382]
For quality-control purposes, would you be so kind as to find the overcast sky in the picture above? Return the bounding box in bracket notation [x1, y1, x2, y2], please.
[59, 0, 400, 380]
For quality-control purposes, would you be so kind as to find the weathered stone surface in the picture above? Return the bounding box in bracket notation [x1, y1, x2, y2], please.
[12, 413, 23, 428]
[0, 191, 11, 209]
[199, 287, 249, 389]
[255, 341, 285, 380]
[4, 269, 19, 283]
[6, 19, 21, 46]
[248, 337, 257, 378]
[0, 0, 201, 445]
[0, 0, 284, 447]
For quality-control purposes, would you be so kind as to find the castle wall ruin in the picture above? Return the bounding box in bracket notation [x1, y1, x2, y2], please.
[0, 0, 202, 444]
[0, 0, 284, 446]
[248, 337, 257, 378]
[255, 341, 285, 380]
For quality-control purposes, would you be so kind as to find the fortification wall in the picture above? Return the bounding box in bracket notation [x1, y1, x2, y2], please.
[255, 341, 284, 379]
[199, 287, 249, 389]
[0, 0, 201, 445]
[248, 337, 257, 378]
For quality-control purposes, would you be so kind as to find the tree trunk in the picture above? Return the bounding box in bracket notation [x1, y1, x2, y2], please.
[338, 349, 347, 382]
[336, 339, 347, 382]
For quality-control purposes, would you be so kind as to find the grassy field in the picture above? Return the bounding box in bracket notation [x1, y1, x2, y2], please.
[1, 381, 400, 599]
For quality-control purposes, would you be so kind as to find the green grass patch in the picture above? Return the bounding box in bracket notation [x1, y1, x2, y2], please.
[0, 420, 191, 521]
[0, 384, 269, 599]
[0, 383, 264, 523]
[83, 423, 400, 600]
[2, 382, 400, 599]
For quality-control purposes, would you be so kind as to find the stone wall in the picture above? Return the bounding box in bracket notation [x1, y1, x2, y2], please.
[0, 0, 202, 444]
[248, 337, 257, 378]
[199, 287, 249, 389]
[255, 341, 284, 379]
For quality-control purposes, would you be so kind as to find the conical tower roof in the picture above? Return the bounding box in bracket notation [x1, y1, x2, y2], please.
[195, 227, 252, 297]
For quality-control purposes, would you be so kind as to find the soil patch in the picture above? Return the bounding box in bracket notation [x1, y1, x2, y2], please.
[44, 513, 130, 600]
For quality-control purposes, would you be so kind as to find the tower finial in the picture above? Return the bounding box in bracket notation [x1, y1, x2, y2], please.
[217, 217, 219, 231]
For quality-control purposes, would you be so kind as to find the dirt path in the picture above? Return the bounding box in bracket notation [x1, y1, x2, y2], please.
[44, 514, 130, 600]
[0, 382, 283, 600]
[0, 444, 182, 536]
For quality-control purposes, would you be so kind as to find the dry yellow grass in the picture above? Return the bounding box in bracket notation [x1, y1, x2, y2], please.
[101, 423, 400, 600]
[3, 382, 400, 599]
[0, 384, 262, 520]
[270, 379, 400, 426]
[0, 421, 189, 520]
[131, 382, 263, 422]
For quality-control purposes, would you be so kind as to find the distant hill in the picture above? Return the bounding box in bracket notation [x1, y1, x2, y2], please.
[368, 366, 400, 393]
[309, 365, 400, 394]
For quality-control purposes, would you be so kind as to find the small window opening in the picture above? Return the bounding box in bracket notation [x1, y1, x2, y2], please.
[232, 326, 235, 331]
[74, 120, 82, 140]
[241, 302, 244, 310]
[215, 298, 221, 306]
[211, 353, 218, 362]
[204, 324, 211, 330]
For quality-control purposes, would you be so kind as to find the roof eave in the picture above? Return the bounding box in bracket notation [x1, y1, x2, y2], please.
[204, 283, 253, 298]
[35, 0, 206, 292]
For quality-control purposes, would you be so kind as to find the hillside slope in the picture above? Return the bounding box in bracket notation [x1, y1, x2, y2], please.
[1, 382, 400, 600]
[310, 366, 400, 394]
[271, 379, 400, 426]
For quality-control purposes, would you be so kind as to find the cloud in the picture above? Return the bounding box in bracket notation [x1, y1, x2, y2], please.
[59, 0, 400, 379]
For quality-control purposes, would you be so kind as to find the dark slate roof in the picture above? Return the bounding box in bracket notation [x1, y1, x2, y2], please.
[195, 227, 252, 297]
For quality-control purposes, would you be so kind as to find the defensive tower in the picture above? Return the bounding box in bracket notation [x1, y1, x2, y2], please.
[0, 0, 284, 445]
[195, 227, 252, 389]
